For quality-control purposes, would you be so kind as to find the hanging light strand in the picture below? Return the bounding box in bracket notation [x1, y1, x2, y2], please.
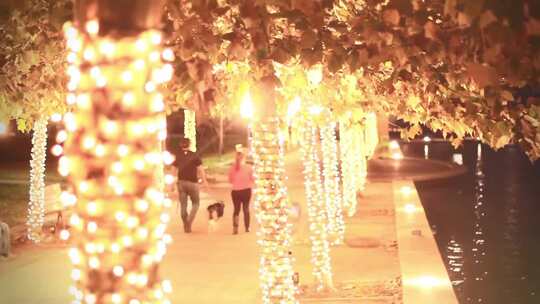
[251, 118, 298, 304]
[62, 21, 173, 304]
[27, 117, 49, 242]
[300, 120, 333, 290]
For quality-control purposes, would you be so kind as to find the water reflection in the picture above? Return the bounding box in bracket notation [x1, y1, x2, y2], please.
[410, 140, 540, 304]
[467, 143, 488, 303]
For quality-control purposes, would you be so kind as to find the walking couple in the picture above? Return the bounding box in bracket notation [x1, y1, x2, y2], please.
[172, 138, 254, 234]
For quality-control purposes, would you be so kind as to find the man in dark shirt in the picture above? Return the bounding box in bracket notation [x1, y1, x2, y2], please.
[172, 138, 208, 233]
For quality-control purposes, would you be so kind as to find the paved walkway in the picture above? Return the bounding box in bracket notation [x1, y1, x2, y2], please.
[0, 152, 400, 303]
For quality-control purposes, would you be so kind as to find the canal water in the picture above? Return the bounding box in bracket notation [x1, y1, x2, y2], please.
[400, 140, 540, 304]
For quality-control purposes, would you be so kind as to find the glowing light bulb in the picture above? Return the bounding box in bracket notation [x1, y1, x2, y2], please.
[85, 20, 99, 35]
[89, 257, 100, 269]
[99, 40, 115, 56]
[57, 130, 68, 143]
[151, 94, 165, 112]
[60, 229, 70, 240]
[122, 71, 133, 83]
[87, 201, 98, 215]
[135, 200, 149, 212]
[403, 203, 417, 214]
[87, 222, 97, 233]
[82, 136, 96, 150]
[66, 93, 76, 105]
[122, 92, 135, 106]
[113, 265, 124, 277]
[162, 49, 174, 61]
[51, 145, 63, 156]
[117, 145, 129, 156]
[67, 52, 77, 63]
[134, 59, 145, 70]
[150, 32, 162, 44]
[51, 113, 62, 122]
[145, 82, 156, 93]
[400, 186, 413, 196]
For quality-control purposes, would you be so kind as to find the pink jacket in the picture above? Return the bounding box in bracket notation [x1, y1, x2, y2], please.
[228, 164, 255, 190]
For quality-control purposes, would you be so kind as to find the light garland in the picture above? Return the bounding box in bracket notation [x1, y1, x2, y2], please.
[300, 121, 333, 290]
[27, 116, 48, 243]
[251, 118, 298, 304]
[183, 109, 196, 151]
[61, 21, 173, 304]
[320, 120, 345, 245]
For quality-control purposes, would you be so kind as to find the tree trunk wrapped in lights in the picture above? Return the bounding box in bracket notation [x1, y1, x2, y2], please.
[353, 125, 368, 194]
[61, 1, 173, 301]
[251, 117, 298, 304]
[183, 109, 196, 151]
[300, 121, 333, 290]
[339, 121, 358, 217]
[27, 116, 49, 242]
[320, 120, 345, 245]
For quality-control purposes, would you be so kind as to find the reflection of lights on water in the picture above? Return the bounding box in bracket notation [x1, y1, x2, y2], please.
[392, 151, 404, 160]
[447, 238, 465, 286]
[403, 203, 418, 214]
[404, 275, 450, 288]
[453, 153, 463, 165]
[424, 144, 429, 159]
[400, 186, 413, 197]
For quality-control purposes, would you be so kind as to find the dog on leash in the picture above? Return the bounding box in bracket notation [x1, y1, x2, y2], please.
[207, 201, 225, 233]
[0, 221, 11, 258]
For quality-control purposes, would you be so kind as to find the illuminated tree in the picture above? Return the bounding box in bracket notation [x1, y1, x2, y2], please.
[58, 1, 173, 303]
[0, 0, 70, 242]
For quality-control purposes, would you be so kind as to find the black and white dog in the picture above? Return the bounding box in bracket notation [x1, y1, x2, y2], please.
[207, 201, 225, 233]
[0, 221, 11, 258]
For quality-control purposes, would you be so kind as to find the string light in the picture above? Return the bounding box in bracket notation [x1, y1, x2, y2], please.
[27, 117, 49, 242]
[62, 22, 172, 303]
[321, 120, 345, 245]
[300, 121, 334, 290]
[183, 109, 196, 151]
[251, 118, 298, 304]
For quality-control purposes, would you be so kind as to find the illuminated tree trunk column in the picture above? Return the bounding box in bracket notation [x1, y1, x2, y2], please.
[251, 118, 298, 304]
[183, 109, 196, 151]
[61, 6, 172, 302]
[354, 125, 367, 194]
[300, 121, 333, 290]
[27, 116, 48, 242]
[339, 121, 357, 217]
[320, 121, 345, 245]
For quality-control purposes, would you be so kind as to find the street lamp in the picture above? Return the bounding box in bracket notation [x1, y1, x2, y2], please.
[240, 89, 254, 154]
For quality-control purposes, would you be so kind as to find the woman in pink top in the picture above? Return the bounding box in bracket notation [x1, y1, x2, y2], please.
[228, 150, 254, 234]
